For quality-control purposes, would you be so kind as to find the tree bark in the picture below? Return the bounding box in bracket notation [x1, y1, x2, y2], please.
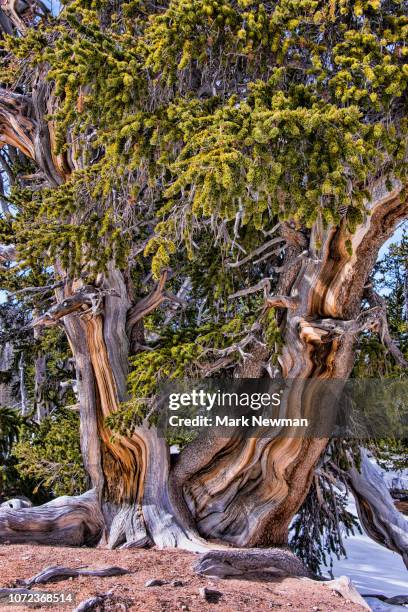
[0, 490, 103, 546]
[18, 352, 28, 417]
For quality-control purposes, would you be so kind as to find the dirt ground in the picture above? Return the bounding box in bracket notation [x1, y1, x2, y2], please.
[0, 545, 364, 612]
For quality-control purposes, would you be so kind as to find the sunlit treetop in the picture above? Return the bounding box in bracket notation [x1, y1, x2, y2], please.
[0, 0, 407, 281]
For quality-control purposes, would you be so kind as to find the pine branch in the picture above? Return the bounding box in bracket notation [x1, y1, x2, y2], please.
[226, 237, 286, 268]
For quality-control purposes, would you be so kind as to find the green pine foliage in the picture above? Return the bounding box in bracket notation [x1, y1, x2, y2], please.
[0, 0, 407, 279]
[108, 314, 260, 433]
[1, 2, 407, 434]
[290, 441, 362, 577]
[13, 409, 87, 497]
[0, 406, 27, 500]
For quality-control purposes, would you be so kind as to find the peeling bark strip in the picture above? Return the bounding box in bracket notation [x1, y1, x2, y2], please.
[32, 286, 120, 327]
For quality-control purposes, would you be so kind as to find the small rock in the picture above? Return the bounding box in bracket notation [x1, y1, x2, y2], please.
[145, 578, 166, 587]
[324, 576, 370, 610]
[199, 587, 222, 603]
[171, 580, 183, 587]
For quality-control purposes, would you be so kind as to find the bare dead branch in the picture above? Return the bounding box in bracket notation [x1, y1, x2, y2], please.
[8, 281, 64, 298]
[212, 324, 265, 361]
[227, 237, 285, 268]
[228, 278, 271, 299]
[198, 356, 235, 376]
[229, 278, 298, 310]
[298, 305, 405, 351]
[32, 286, 119, 327]
[126, 270, 187, 333]
[252, 244, 286, 266]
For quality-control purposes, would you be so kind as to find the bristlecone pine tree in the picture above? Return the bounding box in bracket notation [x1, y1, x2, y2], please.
[0, 0, 407, 571]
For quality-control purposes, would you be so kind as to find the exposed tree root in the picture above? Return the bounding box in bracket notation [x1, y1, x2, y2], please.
[0, 588, 37, 600]
[74, 591, 132, 612]
[0, 490, 104, 547]
[16, 566, 130, 587]
[193, 548, 314, 579]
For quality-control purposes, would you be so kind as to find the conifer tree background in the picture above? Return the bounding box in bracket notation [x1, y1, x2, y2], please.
[0, 0, 407, 570]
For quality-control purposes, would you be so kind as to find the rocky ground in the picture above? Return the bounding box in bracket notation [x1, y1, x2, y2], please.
[0, 545, 366, 612]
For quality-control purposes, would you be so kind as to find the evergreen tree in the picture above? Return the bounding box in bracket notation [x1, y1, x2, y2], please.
[0, 0, 406, 567]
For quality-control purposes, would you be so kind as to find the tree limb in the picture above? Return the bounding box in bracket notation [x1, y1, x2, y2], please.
[229, 278, 298, 309]
[126, 270, 186, 333]
[32, 286, 120, 327]
[298, 306, 393, 344]
[226, 237, 286, 268]
[0, 90, 36, 159]
[7, 281, 65, 298]
[0, 489, 104, 546]
[18, 565, 130, 587]
[346, 448, 408, 568]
